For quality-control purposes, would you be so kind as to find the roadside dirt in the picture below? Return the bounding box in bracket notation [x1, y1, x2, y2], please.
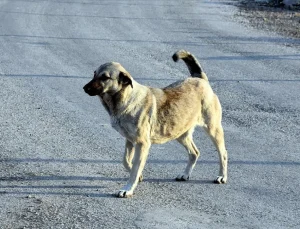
[235, 0, 300, 39]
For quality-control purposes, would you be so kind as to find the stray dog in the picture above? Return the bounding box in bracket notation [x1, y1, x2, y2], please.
[83, 50, 228, 198]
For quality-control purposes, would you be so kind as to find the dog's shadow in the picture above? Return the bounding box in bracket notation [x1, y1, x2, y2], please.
[143, 178, 213, 184]
[0, 175, 123, 198]
[0, 157, 216, 198]
[0, 175, 213, 198]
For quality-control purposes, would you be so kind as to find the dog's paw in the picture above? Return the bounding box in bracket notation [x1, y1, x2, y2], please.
[214, 176, 227, 184]
[115, 190, 133, 198]
[175, 174, 190, 181]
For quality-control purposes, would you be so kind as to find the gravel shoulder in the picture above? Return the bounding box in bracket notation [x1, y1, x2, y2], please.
[236, 0, 300, 40]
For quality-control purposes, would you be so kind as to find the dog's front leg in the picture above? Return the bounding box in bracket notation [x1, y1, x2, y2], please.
[116, 142, 150, 198]
[123, 140, 144, 182]
[123, 140, 135, 172]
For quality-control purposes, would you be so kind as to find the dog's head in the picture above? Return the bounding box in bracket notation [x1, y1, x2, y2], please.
[83, 62, 133, 96]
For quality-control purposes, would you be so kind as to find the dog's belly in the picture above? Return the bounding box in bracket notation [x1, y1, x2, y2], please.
[150, 123, 193, 144]
[151, 131, 185, 144]
[151, 136, 174, 144]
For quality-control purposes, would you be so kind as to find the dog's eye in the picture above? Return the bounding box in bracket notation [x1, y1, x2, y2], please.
[100, 74, 110, 82]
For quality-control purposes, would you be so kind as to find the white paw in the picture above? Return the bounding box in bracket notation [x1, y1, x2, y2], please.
[214, 176, 227, 184]
[175, 174, 190, 181]
[115, 189, 133, 198]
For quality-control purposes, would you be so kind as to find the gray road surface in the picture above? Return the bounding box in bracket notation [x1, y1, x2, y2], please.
[0, 0, 299, 228]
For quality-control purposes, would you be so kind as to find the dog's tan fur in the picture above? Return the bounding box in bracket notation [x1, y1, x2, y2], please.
[83, 50, 228, 198]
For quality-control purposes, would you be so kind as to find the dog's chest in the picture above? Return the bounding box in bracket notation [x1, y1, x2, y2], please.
[111, 116, 123, 134]
[110, 116, 134, 139]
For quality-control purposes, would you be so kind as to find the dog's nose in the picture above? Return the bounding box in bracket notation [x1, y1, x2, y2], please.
[83, 85, 90, 93]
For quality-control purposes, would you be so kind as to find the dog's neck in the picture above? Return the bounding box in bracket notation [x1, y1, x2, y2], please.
[99, 84, 133, 116]
[99, 80, 149, 117]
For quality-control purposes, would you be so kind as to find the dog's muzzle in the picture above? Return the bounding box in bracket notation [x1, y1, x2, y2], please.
[83, 84, 99, 96]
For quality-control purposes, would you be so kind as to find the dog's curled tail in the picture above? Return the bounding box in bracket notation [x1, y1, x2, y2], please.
[172, 50, 208, 81]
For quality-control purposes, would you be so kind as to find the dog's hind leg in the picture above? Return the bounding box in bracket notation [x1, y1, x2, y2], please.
[175, 129, 200, 181]
[204, 124, 228, 184]
[123, 140, 143, 182]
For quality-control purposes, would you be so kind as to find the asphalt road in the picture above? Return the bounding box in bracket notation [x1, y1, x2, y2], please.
[0, 0, 299, 228]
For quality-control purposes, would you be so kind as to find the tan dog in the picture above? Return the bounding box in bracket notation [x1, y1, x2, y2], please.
[83, 50, 228, 198]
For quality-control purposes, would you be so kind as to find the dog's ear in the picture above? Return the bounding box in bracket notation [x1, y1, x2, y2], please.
[119, 71, 133, 88]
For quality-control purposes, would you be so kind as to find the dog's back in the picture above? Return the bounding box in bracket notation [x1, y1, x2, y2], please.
[149, 77, 215, 144]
